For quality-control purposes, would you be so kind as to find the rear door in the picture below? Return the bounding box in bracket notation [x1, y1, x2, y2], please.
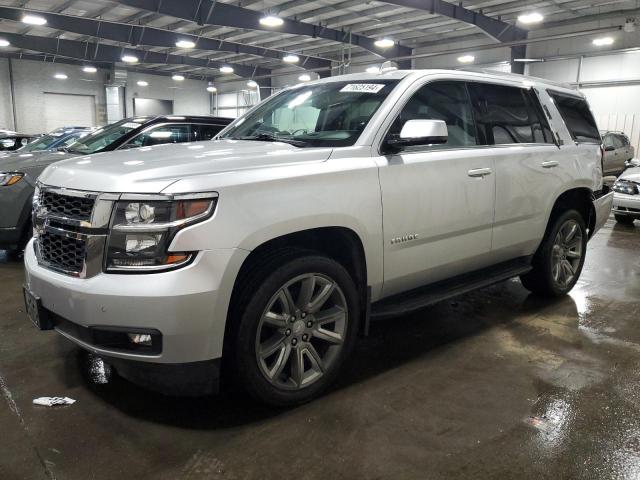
[468, 82, 564, 263]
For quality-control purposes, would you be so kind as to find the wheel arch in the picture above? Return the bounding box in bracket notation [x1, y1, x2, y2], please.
[221, 226, 369, 369]
[546, 187, 597, 240]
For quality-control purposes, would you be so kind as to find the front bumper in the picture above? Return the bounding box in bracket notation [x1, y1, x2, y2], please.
[592, 191, 614, 235]
[24, 240, 249, 364]
[612, 192, 640, 218]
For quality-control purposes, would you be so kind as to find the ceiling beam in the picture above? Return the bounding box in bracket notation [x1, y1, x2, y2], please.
[111, 0, 412, 60]
[379, 0, 528, 43]
[0, 7, 330, 71]
[1, 32, 268, 78]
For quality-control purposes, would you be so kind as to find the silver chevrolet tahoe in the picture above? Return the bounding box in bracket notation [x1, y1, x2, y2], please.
[23, 70, 613, 406]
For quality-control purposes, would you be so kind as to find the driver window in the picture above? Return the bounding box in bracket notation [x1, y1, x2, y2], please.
[388, 81, 477, 150]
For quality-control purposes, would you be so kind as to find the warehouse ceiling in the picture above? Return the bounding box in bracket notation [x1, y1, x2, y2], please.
[0, 0, 637, 81]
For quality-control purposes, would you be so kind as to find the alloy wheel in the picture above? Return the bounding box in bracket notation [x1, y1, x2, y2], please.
[255, 273, 348, 390]
[551, 219, 583, 288]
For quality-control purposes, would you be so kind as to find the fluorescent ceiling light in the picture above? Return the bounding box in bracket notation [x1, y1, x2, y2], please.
[374, 38, 394, 49]
[366, 66, 381, 74]
[219, 65, 234, 74]
[298, 73, 311, 82]
[137, 80, 148, 86]
[593, 37, 614, 46]
[517, 12, 544, 24]
[513, 58, 544, 63]
[247, 80, 258, 88]
[0, 39, 10, 47]
[283, 54, 300, 63]
[82, 66, 97, 73]
[22, 14, 46, 26]
[259, 15, 283, 27]
[175, 40, 196, 49]
[172, 74, 185, 81]
[54, 73, 68, 80]
[206, 86, 217, 92]
[122, 54, 138, 63]
[457, 55, 475, 63]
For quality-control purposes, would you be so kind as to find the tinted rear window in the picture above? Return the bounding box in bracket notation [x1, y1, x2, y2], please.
[469, 83, 553, 145]
[548, 91, 600, 143]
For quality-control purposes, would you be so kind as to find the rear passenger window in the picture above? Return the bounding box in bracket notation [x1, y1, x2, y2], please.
[547, 91, 600, 143]
[469, 83, 546, 144]
[388, 81, 477, 150]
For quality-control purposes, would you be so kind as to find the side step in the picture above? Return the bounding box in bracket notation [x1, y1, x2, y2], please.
[370, 257, 533, 321]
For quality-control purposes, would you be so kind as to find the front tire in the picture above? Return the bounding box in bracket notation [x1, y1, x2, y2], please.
[231, 252, 359, 407]
[520, 210, 587, 297]
[614, 214, 635, 225]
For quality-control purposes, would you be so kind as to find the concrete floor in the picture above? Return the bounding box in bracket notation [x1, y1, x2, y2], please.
[1, 217, 640, 480]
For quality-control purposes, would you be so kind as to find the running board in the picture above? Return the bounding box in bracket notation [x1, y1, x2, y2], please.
[370, 257, 533, 321]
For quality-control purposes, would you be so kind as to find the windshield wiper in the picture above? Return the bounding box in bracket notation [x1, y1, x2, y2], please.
[233, 133, 308, 147]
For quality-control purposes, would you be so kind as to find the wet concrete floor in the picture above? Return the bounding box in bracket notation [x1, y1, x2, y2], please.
[1, 216, 640, 479]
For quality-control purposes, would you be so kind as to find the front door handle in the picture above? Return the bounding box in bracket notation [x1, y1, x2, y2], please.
[541, 161, 559, 168]
[468, 167, 492, 177]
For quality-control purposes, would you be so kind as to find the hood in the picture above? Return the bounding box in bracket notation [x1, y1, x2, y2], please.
[620, 167, 640, 183]
[39, 140, 333, 193]
[0, 150, 76, 179]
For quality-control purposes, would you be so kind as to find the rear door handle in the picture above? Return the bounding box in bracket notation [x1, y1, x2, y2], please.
[467, 167, 492, 177]
[541, 161, 559, 168]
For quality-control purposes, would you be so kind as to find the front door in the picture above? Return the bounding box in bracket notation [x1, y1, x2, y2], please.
[376, 81, 496, 298]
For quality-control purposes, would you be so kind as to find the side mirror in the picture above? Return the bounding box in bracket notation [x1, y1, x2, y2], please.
[625, 158, 640, 169]
[384, 119, 448, 153]
[604, 145, 615, 152]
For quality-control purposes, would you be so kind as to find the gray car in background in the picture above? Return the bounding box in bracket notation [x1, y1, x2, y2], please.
[602, 131, 635, 176]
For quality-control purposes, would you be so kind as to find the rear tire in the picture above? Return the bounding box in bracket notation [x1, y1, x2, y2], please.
[229, 251, 360, 407]
[520, 209, 587, 297]
[614, 214, 635, 225]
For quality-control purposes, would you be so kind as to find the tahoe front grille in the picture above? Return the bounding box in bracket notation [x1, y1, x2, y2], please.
[38, 231, 86, 274]
[39, 189, 95, 221]
[33, 185, 111, 278]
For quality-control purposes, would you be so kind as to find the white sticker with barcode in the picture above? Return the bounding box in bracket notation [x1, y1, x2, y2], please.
[340, 84, 385, 93]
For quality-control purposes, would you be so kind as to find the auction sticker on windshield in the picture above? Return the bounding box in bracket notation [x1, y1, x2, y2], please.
[340, 84, 385, 93]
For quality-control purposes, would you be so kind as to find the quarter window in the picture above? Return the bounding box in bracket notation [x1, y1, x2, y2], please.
[547, 91, 600, 143]
[388, 81, 477, 150]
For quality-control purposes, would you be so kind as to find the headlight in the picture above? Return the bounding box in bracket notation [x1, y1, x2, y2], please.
[613, 181, 639, 195]
[105, 193, 217, 272]
[0, 172, 24, 186]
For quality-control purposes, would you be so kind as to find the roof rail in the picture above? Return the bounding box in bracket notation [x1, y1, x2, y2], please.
[458, 67, 576, 90]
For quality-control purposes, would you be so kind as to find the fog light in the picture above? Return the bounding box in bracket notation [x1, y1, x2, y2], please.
[128, 333, 152, 346]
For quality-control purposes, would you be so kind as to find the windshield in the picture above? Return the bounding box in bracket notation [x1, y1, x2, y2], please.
[20, 134, 58, 152]
[220, 80, 399, 148]
[66, 118, 148, 154]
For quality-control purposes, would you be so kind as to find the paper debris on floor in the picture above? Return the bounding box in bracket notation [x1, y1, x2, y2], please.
[33, 397, 76, 407]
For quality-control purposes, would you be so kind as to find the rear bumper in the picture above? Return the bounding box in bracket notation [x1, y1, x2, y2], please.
[612, 192, 640, 217]
[592, 191, 614, 235]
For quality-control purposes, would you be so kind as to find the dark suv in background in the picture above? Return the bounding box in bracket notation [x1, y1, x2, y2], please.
[0, 115, 231, 252]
